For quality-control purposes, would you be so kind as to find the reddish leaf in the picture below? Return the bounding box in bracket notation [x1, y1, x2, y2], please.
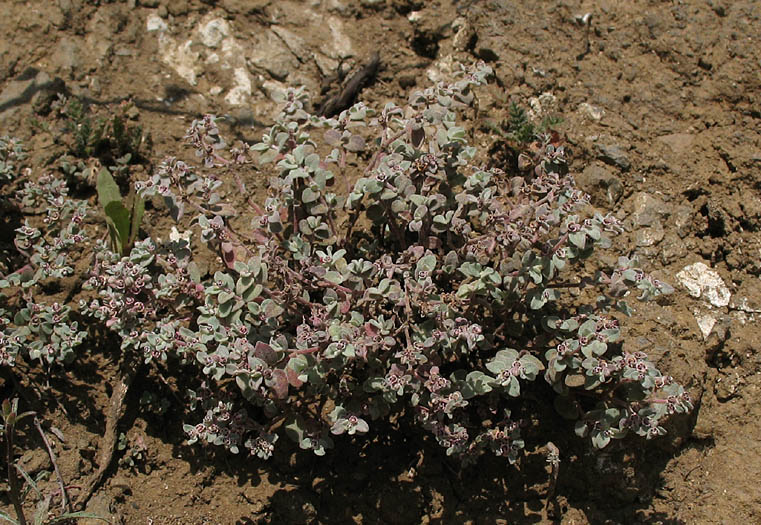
[518, 153, 532, 171]
[221, 242, 236, 269]
[324, 129, 342, 146]
[269, 369, 289, 399]
[286, 366, 304, 388]
[426, 236, 442, 250]
[254, 341, 277, 363]
[411, 126, 425, 148]
[364, 323, 378, 337]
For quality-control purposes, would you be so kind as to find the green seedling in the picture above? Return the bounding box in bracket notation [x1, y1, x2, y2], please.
[54, 95, 144, 163]
[96, 168, 144, 256]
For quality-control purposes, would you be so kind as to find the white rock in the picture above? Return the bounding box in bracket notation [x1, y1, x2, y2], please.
[148, 18, 202, 86]
[326, 0, 349, 13]
[730, 296, 761, 313]
[320, 16, 353, 59]
[220, 37, 244, 65]
[198, 17, 230, 49]
[313, 52, 340, 77]
[579, 102, 604, 121]
[225, 67, 252, 106]
[157, 35, 200, 85]
[528, 92, 558, 119]
[169, 226, 192, 243]
[635, 221, 664, 247]
[426, 54, 457, 84]
[676, 262, 731, 307]
[694, 311, 717, 340]
[452, 17, 473, 51]
[146, 14, 167, 32]
[149, 13, 249, 97]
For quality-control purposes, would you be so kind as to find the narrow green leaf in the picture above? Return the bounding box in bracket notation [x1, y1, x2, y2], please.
[129, 193, 145, 246]
[104, 201, 130, 253]
[0, 509, 19, 525]
[49, 512, 111, 524]
[96, 168, 122, 209]
[15, 463, 41, 499]
[33, 493, 51, 525]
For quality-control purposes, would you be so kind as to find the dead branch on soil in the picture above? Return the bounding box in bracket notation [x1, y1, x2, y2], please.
[318, 52, 380, 117]
[74, 352, 138, 510]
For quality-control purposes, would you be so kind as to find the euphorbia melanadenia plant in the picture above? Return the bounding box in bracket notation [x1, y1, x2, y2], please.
[86, 61, 692, 464]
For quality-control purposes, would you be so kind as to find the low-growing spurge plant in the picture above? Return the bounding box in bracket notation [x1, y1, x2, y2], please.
[1, 173, 88, 375]
[0, 136, 26, 185]
[135, 61, 689, 462]
[1, 61, 691, 472]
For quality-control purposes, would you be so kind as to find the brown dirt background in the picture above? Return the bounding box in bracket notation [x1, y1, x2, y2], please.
[1, 0, 760, 523]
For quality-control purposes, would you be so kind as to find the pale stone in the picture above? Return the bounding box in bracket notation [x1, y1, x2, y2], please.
[579, 102, 605, 121]
[313, 52, 340, 77]
[261, 78, 287, 101]
[452, 16, 473, 51]
[157, 35, 200, 85]
[220, 37, 245, 65]
[426, 54, 457, 84]
[250, 29, 299, 80]
[271, 26, 309, 60]
[225, 67, 252, 106]
[169, 227, 192, 243]
[635, 221, 664, 247]
[198, 17, 231, 49]
[320, 16, 353, 59]
[694, 311, 717, 340]
[628, 192, 668, 227]
[528, 92, 558, 119]
[146, 14, 167, 32]
[676, 262, 731, 307]
[658, 133, 694, 154]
